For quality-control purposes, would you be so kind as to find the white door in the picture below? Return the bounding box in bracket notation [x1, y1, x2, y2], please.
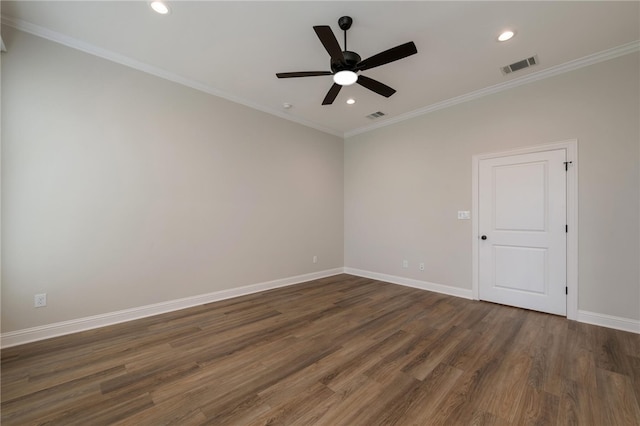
[478, 149, 567, 316]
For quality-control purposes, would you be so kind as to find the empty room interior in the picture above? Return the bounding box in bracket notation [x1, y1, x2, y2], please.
[1, 1, 639, 425]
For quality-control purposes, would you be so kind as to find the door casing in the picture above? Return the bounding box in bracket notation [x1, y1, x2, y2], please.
[472, 140, 578, 319]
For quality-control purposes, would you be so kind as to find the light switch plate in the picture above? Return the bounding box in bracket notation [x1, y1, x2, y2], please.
[457, 210, 471, 220]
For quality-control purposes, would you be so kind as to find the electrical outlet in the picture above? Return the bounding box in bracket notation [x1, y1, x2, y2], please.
[313, 255, 318, 264]
[34, 293, 47, 308]
[402, 260, 409, 268]
[419, 262, 425, 271]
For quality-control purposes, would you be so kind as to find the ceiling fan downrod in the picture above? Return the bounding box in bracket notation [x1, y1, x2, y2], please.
[338, 16, 353, 51]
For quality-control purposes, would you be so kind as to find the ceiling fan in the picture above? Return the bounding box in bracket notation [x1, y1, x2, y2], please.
[276, 16, 418, 105]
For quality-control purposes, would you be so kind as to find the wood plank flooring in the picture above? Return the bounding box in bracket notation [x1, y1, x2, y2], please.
[2, 274, 639, 425]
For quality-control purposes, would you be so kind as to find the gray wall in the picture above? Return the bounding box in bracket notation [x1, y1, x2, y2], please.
[3, 27, 639, 334]
[1, 28, 344, 332]
[345, 52, 640, 320]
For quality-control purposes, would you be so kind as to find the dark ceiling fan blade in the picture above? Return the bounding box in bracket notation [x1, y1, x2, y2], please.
[313, 25, 345, 62]
[356, 75, 396, 97]
[322, 83, 342, 105]
[276, 71, 333, 78]
[356, 41, 417, 71]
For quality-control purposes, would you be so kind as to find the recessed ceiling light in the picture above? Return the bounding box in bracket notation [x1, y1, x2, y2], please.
[283, 103, 292, 109]
[150, 1, 170, 15]
[346, 98, 356, 105]
[333, 70, 358, 86]
[498, 30, 515, 42]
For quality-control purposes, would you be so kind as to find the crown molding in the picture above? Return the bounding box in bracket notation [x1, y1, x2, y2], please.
[1, 15, 343, 138]
[344, 40, 640, 138]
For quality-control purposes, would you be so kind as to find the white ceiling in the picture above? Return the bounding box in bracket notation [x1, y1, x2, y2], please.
[2, 1, 639, 137]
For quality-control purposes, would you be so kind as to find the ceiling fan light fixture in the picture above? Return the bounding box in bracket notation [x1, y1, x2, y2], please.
[333, 70, 358, 86]
[150, 1, 170, 15]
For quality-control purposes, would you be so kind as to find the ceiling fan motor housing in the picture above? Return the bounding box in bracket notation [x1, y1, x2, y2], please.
[331, 50, 361, 73]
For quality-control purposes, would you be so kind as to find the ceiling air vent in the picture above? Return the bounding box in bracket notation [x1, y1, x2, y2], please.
[366, 111, 386, 119]
[501, 55, 539, 75]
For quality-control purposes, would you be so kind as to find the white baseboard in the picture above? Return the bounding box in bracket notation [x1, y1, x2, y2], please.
[345, 268, 640, 335]
[0, 268, 344, 348]
[343, 267, 474, 300]
[4, 268, 637, 348]
[577, 310, 640, 334]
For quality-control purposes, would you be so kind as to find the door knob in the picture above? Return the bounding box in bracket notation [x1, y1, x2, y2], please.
[481, 235, 487, 240]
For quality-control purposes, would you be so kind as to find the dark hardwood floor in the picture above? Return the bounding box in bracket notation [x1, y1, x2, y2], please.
[2, 274, 639, 425]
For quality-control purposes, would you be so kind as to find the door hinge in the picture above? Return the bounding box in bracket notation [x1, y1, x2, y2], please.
[564, 161, 573, 171]
[566, 286, 568, 295]
[565, 224, 568, 233]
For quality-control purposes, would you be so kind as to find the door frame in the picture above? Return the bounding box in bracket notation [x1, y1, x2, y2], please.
[471, 140, 578, 319]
